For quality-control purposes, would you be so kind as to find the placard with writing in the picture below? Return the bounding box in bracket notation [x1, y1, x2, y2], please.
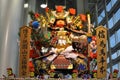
[19, 26, 31, 77]
[96, 26, 107, 78]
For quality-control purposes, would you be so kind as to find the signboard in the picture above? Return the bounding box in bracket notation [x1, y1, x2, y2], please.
[19, 26, 31, 77]
[96, 26, 107, 78]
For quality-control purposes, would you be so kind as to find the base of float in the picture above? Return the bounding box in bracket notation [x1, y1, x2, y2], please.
[2, 78, 119, 80]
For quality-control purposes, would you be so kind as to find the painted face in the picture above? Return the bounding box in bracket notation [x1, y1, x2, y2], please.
[113, 72, 117, 78]
[30, 72, 34, 77]
[93, 72, 97, 78]
[90, 40, 97, 49]
[56, 20, 65, 27]
[7, 69, 12, 75]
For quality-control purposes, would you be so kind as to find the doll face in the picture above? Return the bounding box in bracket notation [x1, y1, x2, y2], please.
[7, 69, 12, 75]
[56, 20, 65, 27]
[93, 73, 97, 78]
[90, 40, 97, 49]
[30, 72, 34, 77]
[113, 72, 117, 78]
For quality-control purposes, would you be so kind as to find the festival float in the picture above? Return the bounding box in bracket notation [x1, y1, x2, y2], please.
[18, 6, 111, 79]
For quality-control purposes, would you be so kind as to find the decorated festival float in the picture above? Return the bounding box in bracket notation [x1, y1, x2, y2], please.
[17, 6, 119, 79]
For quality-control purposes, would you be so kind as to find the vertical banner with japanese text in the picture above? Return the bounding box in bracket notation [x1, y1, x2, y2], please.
[19, 26, 31, 77]
[96, 26, 107, 78]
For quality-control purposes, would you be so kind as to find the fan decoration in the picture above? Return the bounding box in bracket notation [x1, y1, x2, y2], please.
[18, 6, 108, 79]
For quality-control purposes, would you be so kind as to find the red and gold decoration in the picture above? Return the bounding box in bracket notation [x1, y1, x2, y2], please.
[18, 6, 109, 79]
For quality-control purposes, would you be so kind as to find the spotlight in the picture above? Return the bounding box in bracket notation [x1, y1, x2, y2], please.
[24, 3, 28, 8]
[40, 4, 47, 8]
[40, 0, 47, 8]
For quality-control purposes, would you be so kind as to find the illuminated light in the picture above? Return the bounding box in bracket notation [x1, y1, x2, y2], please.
[40, 4, 47, 8]
[24, 3, 28, 8]
[40, 0, 48, 8]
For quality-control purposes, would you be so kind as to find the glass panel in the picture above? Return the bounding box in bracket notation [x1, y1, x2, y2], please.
[98, 10, 105, 24]
[110, 34, 115, 48]
[111, 0, 117, 7]
[118, 50, 120, 56]
[108, 17, 114, 29]
[98, 16, 102, 24]
[112, 52, 117, 60]
[106, 1, 112, 12]
[101, 10, 105, 17]
[117, 29, 120, 43]
[114, 8, 120, 24]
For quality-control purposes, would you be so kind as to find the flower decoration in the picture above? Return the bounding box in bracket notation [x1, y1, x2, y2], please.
[56, 6, 63, 12]
[69, 8, 76, 15]
[35, 13, 40, 18]
[29, 49, 39, 58]
[92, 36, 96, 41]
[29, 61, 34, 72]
[32, 21, 39, 29]
[29, 49, 35, 58]
[45, 7, 49, 12]
[90, 52, 97, 59]
[80, 14, 87, 22]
